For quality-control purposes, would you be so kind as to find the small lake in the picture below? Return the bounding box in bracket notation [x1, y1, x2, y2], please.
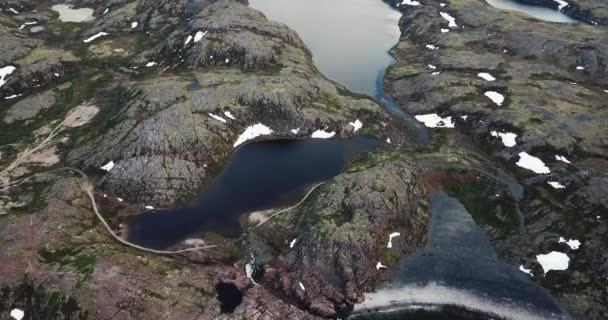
[127, 136, 380, 249]
[485, 0, 578, 23]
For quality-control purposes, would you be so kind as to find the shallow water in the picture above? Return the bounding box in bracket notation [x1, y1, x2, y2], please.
[51, 5, 94, 23]
[127, 136, 380, 249]
[249, 0, 401, 97]
[485, 0, 578, 23]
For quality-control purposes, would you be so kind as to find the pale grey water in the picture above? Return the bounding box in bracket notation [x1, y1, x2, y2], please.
[485, 0, 578, 23]
[249, 0, 401, 97]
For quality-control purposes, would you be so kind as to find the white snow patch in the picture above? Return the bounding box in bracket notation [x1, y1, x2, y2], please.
[224, 111, 235, 120]
[575, 66, 584, 70]
[477, 72, 496, 81]
[184, 35, 193, 45]
[145, 61, 157, 67]
[0, 65, 17, 88]
[440, 12, 458, 27]
[516, 152, 550, 174]
[376, 262, 387, 270]
[555, 155, 571, 164]
[425, 44, 438, 50]
[441, 28, 450, 33]
[193, 30, 207, 43]
[519, 265, 533, 277]
[431, 71, 441, 76]
[386, 137, 391, 144]
[291, 128, 300, 134]
[387, 232, 401, 248]
[100, 160, 115, 171]
[10, 308, 24, 320]
[116, 197, 124, 202]
[536, 251, 569, 274]
[208, 113, 227, 123]
[400, 0, 421, 6]
[145, 205, 154, 210]
[290, 238, 297, 248]
[461, 115, 468, 120]
[548, 181, 565, 189]
[5, 94, 22, 100]
[8, 7, 19, 14]
[490, 131, 517, 147]
[83, 32, 109, 43]
[484, 91, 504, 106]
[225, 58, 230, 64]
[554, 0, 568, 10]
[559, 237, 581, 250]
[415, 114, 455, 128]
[103, 8, 109, 14]
[234, 123, 273, 147]
[131, 21, 138, 29]
[440, 3, 447, 6]
[311, 129, 336, 139]
[349, 119, 363, 132]
[299, 282, 306, 291]
[245, 263, 253, 278]
[428, 64, 437, 70]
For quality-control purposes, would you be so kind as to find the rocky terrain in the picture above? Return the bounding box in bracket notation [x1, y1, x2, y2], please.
[0, 0, 607, 319]
[385, 0, 607, 318]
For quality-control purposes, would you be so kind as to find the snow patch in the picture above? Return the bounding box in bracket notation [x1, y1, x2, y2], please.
[100, 160, 115, 171]
[428, 64, 437, 70]
[484, 91, 504, 106]
[184, 35, 193, 45]
[439, 12, 458, 27]
[290, 238, 297, 248]
[548, 181, 565, 189]
[490, 131, 517, 147]
[0, 65, 17, 88]
[5, 94, 22, 100]
[145, 61, 156, 67]
[224, 111, 236, 120]
[516, 152, 550, 174]
[554, 0, 568, 10]
[291, 128, 300, 134]
[83, 32, 109, 43]
[10, 309, 24, 320]
[387, 232, 401, 248]
[559, 237, 581, 250]
[400, 0, 421, 5]
[441, 28, 450, 33]
[461, 115, 468, 120]
[386, 137, 391, 144]
[440, 3, 447, 6]
[311, 129, 336, 139]
[519, 265, 533, 277]
[349, 119, 363, 132]
[575, 65, 584, 70]
[536, 251, 569, 274]
[193, 30, 207, 43]
[376, 262, 387, 270]
[131, 21, 138, 29]
[555, 155, 571, 164]
[117, 197, 124, 202]
[425, 44, 438, 50]
[299, 282, 306, 291]
[234, 123, 273, 147]
[145, 205, 154, 210]
[208, 113, 226, 123]
[477, 72, 496, 81]
[415, 114, 455, 128]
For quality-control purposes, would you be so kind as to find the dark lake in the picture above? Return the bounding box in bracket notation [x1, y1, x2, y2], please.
[126, 136, 380, 249]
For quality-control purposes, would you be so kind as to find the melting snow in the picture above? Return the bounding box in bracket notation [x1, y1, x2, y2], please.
[555, 155, 571, 164]
[516, 152, 550, 174]
[484, 91, 504, 106]
[440, 3, 446, 6]
[184, 35, 193, 45]
[400, 0, 421, 5]
[536, 251, 569, 274]
[131, 21, 138, 29]
[477, 72, 496, 81]
[10, 309, 24, 320]
[145, 61, 156, 67]
[100, 160, 115, 171]
[548, 181, 565, 189]
[559, 237, 581, 250]
[245, 263, 254, 278]
[193, 30, 207, 43]
[415, 114, 455, 128]
[441, 28, 450, 33]
[461, 115, 468, 120]
[428, 64, 437, 70]
[311, 129, 336, 139]
[519, 265, 533, 277]
[224, 111, 236, 120]
[439, 12, 458, 27]
[103, 8, 109, 14]
[386, 137, 391, 144]
[291, 128, 300, 134]
[426, 44, 438, 50]
[208, 113, 227, 123]
[299, 282, 306, 291]
[5, 94, 22, 100]
[554, 0, 568, 10]
[376, 262, 387, 270]
[575, 66, 584, 70]
[8, 7, 19, 14]
[117, 197, 124, 202]
[0, 65, 17, 88]
[349, 119, 363, 132]
[145, 205, 154, 210]
[83, 32, 109, 43]
[234, 123, 273, 147]
[290, 238, 297, 248]
[225, 58, 230, 64]
[431, 71, 441, 76]
[490, 131, 517, 147]
[387, 232, 401, 248]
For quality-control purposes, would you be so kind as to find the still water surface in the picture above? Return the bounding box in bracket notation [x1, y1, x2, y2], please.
[485, 0, 578, 23]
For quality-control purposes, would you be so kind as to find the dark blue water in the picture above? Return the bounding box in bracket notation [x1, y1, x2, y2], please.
[127, 136, 380, 249]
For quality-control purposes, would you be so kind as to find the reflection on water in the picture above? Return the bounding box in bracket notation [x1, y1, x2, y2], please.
[249, 0, 401, 97]
[485, 0, 578, 23]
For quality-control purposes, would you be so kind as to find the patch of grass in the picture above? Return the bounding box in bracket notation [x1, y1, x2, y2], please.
[38, 247, 95, 276]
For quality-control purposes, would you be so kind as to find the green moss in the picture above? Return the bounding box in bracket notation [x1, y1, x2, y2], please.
[346, 148, 402, 173]
[38, 247, 95, 276]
